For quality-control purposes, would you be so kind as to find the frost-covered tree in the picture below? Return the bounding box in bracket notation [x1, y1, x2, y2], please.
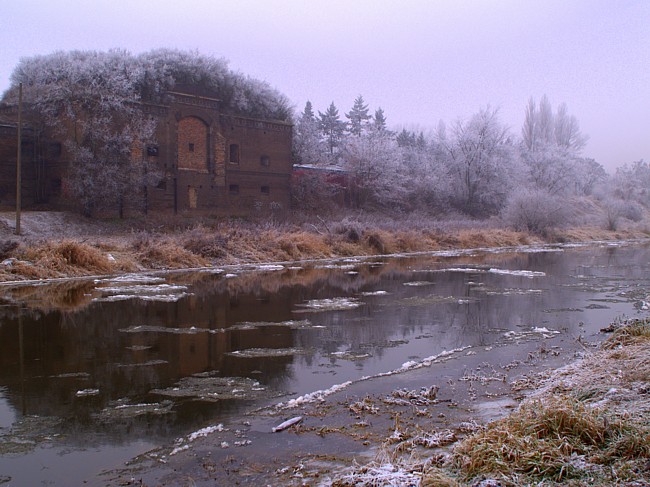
[318, 102, 346, 158]
[611, 159, 650, 207]
[437, 107, 516, 216]
[520, 95, 588, 196]
[342, 129, 402, 208]
[345, 95, 371, 137]
[293, 101, 326, 164]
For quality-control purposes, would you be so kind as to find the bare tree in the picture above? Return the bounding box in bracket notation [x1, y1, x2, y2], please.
[438, 107, 516, 216]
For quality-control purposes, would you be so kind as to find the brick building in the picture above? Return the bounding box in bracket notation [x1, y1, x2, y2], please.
[0, 85, 293, 216]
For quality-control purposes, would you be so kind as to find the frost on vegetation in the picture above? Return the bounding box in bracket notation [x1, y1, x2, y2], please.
[383, 385, 439, 407]
[294, 297, 363, 312]
[330, 461, 423, 487]
[151, 375, 270, 401]
[227, 347, 310, 358]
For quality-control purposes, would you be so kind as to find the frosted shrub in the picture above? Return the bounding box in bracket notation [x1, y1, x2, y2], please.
[501, 189, 572, 235]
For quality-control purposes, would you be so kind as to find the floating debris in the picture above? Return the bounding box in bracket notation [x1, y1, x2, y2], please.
[272, 416, 303, 432]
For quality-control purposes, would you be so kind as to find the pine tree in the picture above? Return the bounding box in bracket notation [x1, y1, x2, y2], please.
[345, 95, 371, 137]
[373, 107, 387, 132]
[293, 101, 325, 164]
[318, 102, 346, 157]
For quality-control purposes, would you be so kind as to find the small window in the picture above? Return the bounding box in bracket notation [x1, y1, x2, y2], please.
[188, 143, 195, 152]
[146, 145, 159, 157]
[260, 155, 270, 167]
[156, 180, 167, 190]
[229, 184, 239, 195]
[261, 186, 270, 195]
[229, 144, 240, 163]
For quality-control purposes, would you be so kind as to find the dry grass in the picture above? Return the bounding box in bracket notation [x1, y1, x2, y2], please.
[12, 240, 117, 278]
[327, 319, 650, 487]
[1, 210, 648, 282]
[131, 233, 208, 269]
[451, 396, 649, 483]
[446, 318, 650, 486]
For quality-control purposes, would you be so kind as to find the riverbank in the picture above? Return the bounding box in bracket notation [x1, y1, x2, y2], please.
[1, 211, 648, 283]
[104, 318, 650, 487]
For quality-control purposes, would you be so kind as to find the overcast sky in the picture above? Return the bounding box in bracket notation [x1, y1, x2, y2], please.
[2, 0, 648, 171]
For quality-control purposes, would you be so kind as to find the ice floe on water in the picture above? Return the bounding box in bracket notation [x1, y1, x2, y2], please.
[504, 326, 561, 340]
[294, 297, 363, 312]
[488, 268, 546, 278]
[328, 350, 372, 361]
[226, 347, 311, 358]
[274, 347, 469, 410]
[116, 360, 168, 368]
[93, 283, 190, 303]
[120, 325, 210, 334]
[255, 264, 285, 272]
[169, 424, 225, 456]
[227, 319, 313, 331]
[360, 290, 389, 296]
[433, 267, 545, 278]
[95, 399, 174, 421]
[75, 388, 100, 397]
[151, 375, 271, 402]
[94, 274, 166, 284]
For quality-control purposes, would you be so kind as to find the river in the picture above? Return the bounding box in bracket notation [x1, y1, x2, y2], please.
[0, 240, 648, 485]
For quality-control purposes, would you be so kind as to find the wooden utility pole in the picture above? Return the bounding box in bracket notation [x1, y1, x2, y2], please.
[15, 82, 23, 235]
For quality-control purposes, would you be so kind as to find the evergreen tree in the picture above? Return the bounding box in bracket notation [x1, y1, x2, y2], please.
[345, 95, 371, 137]
[373, 107, 387, 132]
[318, 102, 346, 157]
[293, 101, 325, 164]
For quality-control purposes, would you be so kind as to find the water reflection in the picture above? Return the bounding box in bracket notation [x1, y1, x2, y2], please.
[0, 242, 649, 483]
